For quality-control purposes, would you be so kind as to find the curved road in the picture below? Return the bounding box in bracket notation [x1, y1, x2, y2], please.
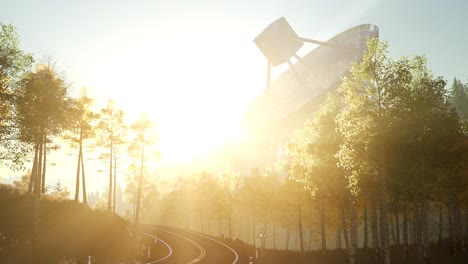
[143, 225, 241, 264]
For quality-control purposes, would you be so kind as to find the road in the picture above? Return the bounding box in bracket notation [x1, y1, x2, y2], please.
[141, 225, 242, 264]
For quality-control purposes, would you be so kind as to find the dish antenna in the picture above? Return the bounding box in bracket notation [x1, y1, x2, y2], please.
[245, 19, 378, 134]
[254, 17, 358, 95]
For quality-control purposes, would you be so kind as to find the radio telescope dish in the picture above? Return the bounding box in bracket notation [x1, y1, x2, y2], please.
[244, 22, 379, 137]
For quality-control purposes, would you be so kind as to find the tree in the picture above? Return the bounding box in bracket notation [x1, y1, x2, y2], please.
[96, 99, 126, 212]
[65, 88, 97, 205]
[394, 60, 465, 259]
[337, 38, 413, 264]
[217, 167, 240, 239]
[0, 23, 33, 168]
[123, 166, 158, 221]
[287, 92, 346, 255]
[238, 168, 281, 248]
[450, 78, 468, 119]
[129, 112, 157, 227]
[15, 62, 71, 259]
[16, 63, 71, 194]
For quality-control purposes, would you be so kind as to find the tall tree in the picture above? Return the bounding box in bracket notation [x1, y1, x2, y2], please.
[287, 92, 346, 255]
[96, 99, 126, 212]
[16, 63, 71, 194]
[450, 78, 468, 119]
[337, 38, 413, 264]
[65, 88, 97, 205]
[130, 112, 157, 227]
[394, 60, 465, 260]
[217, 167, 241, 239]
[15, 63, 71, 259]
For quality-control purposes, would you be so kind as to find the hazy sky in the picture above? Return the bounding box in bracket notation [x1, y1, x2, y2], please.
[1, 0, 467, 191]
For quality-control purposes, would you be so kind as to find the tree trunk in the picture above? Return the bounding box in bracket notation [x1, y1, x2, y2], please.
[438, 203, 443, 246]
[81, 146, 87, 205]
[307, 226, 312, 251]
[341, 194, 350, 249]
[134, 141, 144, 227]
[32, 167, 41, 260]
[395, 204, 400, 245]
[253, 215, 256, 248]
[246, 215, 249, 244]
[286, 218, 290, 251]
[273, 222, 277, 249]
[298, 186, 304, 253]
[28, 143, 39, 195]
[32, 135, 43, 260]
[390, 214, 396, 244]
[364, 198, 368, 250]
[41, 134, 46, 194]
[454, 197, 465, 252]
[113, 154, 117, 213]
[37, 138, 43, 194]
[108, 140, 113, 211]
[349, 194, 357, 264]
[422, 195, 429, 264]
[320, 196, 327, 254]
[74, 133, 82, 202]
[422, 158, 430, 264]
[414, 203, 419, 246]
[380, 145, 390, 264]
[465, 206, 468, 252]
[337, 223, 342, 249]
[448, 196, 455, 255]
[371, 195, 380, 258]
[403, 197, 409, 260]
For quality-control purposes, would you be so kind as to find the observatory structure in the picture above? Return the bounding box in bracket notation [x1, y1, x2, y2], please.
[238, 19, 379, 172]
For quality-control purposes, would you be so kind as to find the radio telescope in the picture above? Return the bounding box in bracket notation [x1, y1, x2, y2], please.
[244, 18, 379, 139]
[229, 19, 378, 173]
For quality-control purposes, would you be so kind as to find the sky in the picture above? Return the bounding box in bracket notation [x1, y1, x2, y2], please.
[1, 0, 467, 192]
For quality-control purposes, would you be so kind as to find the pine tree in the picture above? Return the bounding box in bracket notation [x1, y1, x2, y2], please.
[96, 99, 126, 212]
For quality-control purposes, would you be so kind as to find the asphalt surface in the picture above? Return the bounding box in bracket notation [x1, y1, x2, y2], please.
[142, 225, 241, 264]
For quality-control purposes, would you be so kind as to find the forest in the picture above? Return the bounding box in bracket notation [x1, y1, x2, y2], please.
[1, 20, 467, 264]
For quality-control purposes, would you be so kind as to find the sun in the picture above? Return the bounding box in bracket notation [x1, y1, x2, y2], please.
[82, 18, 267, 165]
[89, 39, 261, 164]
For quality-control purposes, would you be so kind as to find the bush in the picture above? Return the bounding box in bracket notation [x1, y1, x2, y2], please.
[0, 184, 137, 263]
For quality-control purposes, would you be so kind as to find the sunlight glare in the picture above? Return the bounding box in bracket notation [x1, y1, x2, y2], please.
[88, 29, 262, 164]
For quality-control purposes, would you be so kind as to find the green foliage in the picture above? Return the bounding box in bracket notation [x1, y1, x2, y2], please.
[283, 38, 466, 260]
[449, 78, 468, 119]
[238, 168, 281, 224]
[337, 39, 413, 190]
[96, 99, 126, 150]
[0, 23, 33, 169]
[65, 87, 98, 146]
[96, 99, 127, 211]
[0, 23, 33, 135]
[15, 64, 71, 144]
[217, 167, 241, 213]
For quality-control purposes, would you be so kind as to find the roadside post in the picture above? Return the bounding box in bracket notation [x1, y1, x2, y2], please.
[257, 229, 267, 258]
